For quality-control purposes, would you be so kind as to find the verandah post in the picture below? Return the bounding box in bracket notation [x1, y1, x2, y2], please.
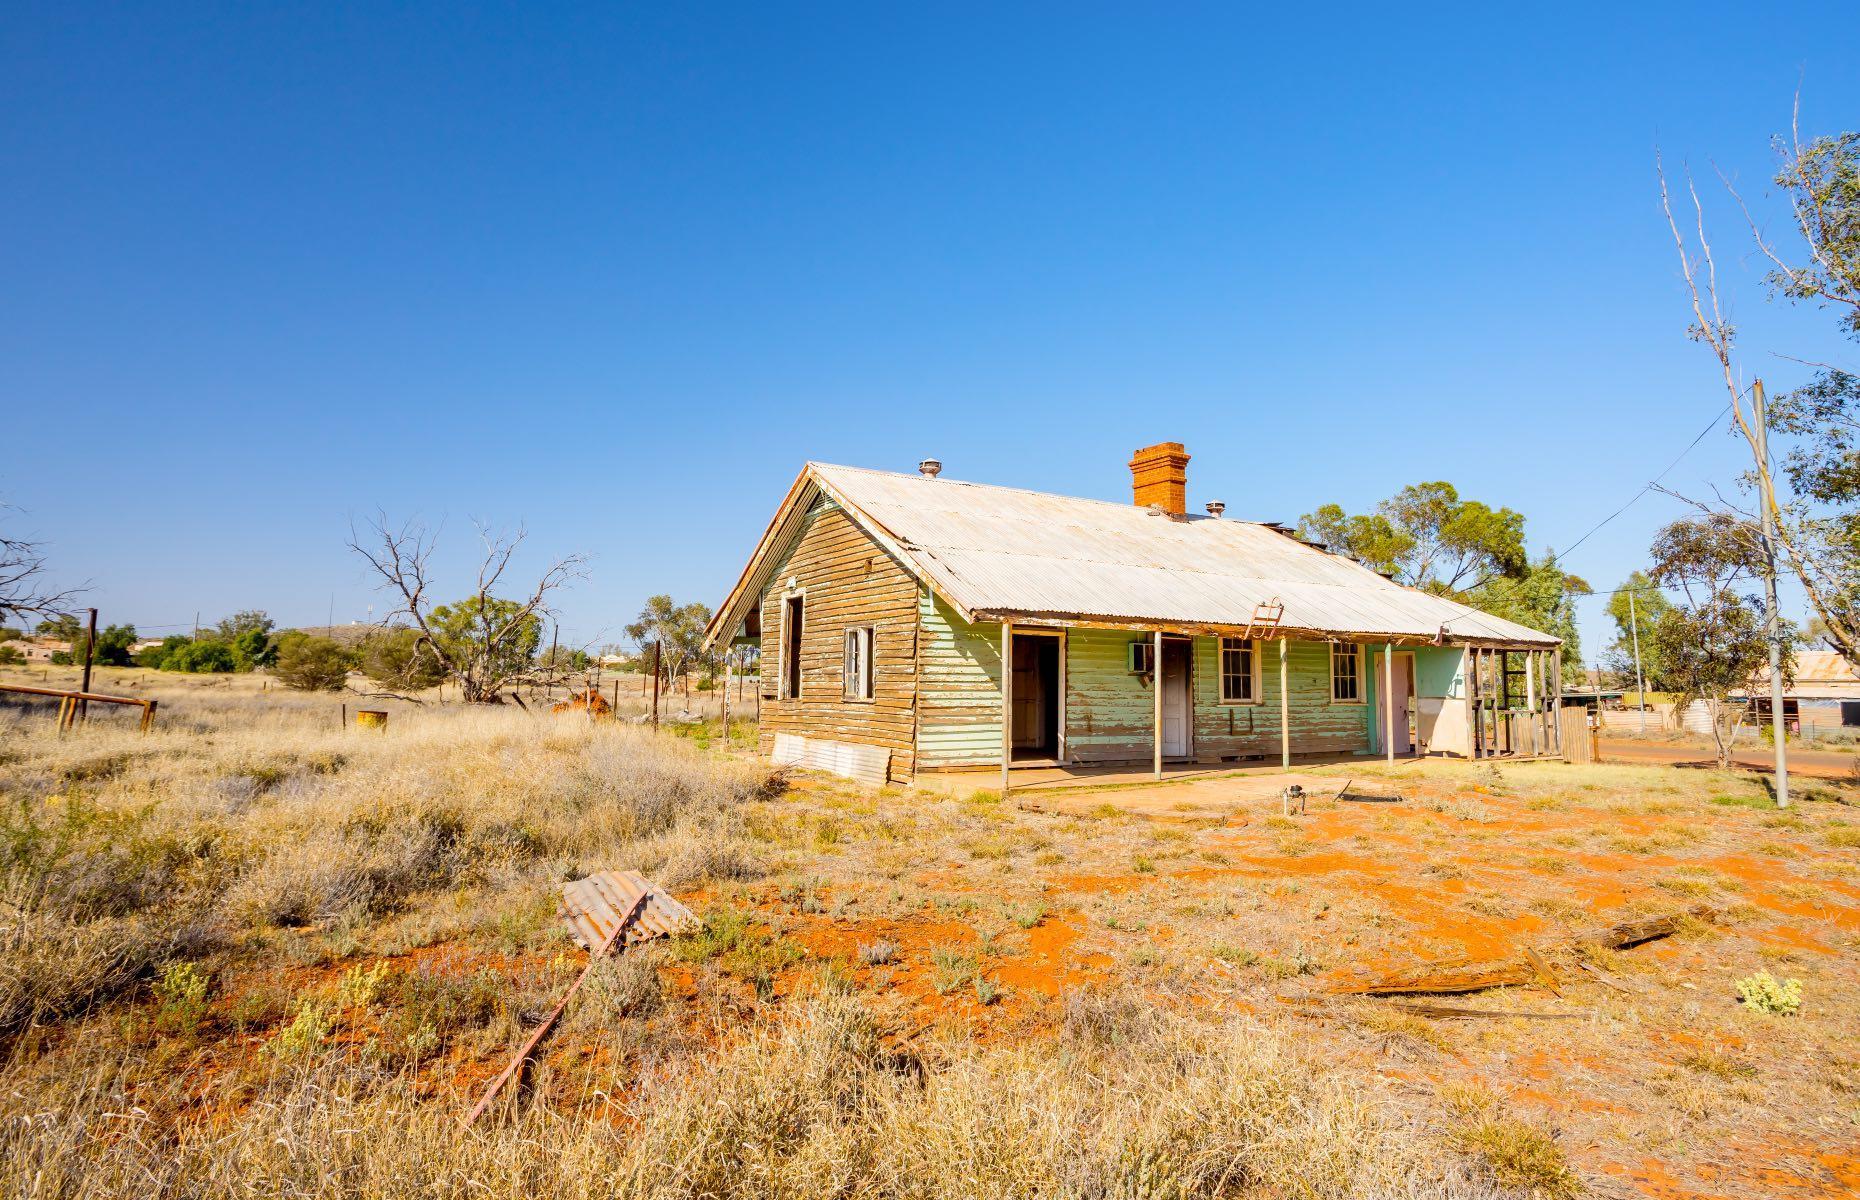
[1152, 629, 1164, 780]
[1278, 637, 1290, 770]
[1384, 642, 1396, 764]
[1551, 648, 1564, 757]
[1000, 623, 1013, 799]
[1524, 650, 1538, 756]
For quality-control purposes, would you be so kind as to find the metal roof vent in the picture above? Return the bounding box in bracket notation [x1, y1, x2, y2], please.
[918, 458, 942, 478]
[1205, 500, 1226, 518]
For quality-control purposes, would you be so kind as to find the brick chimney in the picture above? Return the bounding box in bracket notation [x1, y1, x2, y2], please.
[1128, 442, 1190, 514]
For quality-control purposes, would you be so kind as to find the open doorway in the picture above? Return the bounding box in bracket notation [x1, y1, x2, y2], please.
[1010, 631, 1062, 761]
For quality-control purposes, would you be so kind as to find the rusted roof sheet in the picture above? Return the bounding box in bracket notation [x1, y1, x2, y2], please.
[808, 463, 1560, 647]
[559, 870, 698, 952]
[1738, 650, 1860, 700]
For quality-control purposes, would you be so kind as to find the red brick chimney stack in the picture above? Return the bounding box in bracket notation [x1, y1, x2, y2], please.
[1129, 442, 1189, 515]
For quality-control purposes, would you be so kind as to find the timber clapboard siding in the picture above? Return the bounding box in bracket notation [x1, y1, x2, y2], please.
[755, 498, 919, 783]
[1069, 632, 1372, 763]
[916, 592, 1005, 768]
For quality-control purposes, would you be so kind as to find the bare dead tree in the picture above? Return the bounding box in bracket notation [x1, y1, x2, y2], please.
[1655, 157, 1854, 659]
[348, 513, 588, 704]
[1662, 105, 1860, 662]
[0, 505, 82, 625]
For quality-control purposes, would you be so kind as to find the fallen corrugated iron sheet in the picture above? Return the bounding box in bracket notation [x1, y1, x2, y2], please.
[559, 869, 698, 952]
[467, 871, 697, 1128]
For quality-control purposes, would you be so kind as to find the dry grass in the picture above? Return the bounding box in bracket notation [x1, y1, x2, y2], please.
[4, 674, 1860, 1197]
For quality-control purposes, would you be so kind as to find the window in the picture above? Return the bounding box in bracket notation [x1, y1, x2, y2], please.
[843, 627, 874, 700]
[781, 595, 804, 699]
[1128, 640, 1155, 676]
[1330, 642, 1362, 703]
[1219, 637, 1258, 703]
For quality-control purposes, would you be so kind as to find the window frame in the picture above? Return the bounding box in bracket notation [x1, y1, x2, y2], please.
[842, 626, 875, 701]
[1329, 641, 1363, 704]
[1218, 637, 1261, 705]
[779, 592, 805, 700]
[1127, 640, 1155, 676]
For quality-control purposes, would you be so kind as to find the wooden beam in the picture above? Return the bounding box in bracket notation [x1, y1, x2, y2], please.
[1153, 629, 1164, 780]
[1278, 637, 1290, 769]
[1001, 622, 1013, 798]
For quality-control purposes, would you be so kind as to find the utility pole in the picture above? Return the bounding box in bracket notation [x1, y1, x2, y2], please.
[1753, 379, 1790, 809]
[1627, 590, 1648, 733]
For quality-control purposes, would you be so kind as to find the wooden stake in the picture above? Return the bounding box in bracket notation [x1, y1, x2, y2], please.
[651, 641, 661, 730]
[78, 607, 98, 724]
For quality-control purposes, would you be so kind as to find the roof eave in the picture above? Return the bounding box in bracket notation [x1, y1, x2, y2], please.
[971, 608, 1559, 649]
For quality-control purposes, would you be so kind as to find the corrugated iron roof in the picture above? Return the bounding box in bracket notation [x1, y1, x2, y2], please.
[1736, 650, 1860, 700]
[1795, 650, 1860, 685]
[802, 463, 1560, 647]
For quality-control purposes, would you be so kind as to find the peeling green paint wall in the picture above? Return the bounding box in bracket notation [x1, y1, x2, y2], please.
[914, 600, 1384, 767]
[915, 591, 1004, 768]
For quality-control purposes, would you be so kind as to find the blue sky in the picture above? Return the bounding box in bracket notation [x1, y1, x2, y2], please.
[4, 4, 1856, 655]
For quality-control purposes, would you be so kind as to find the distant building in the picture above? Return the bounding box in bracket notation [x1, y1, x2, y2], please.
[14, 639, 70, 663]
[1734, 649, 1860, 731]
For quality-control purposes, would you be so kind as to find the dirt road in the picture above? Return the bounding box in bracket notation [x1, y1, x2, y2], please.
[1599, 737, 1858, 780]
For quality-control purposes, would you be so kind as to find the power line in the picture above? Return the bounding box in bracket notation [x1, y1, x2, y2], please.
[1558, 398, 1738, 561]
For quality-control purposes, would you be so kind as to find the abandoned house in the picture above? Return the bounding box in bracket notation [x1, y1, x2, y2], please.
[704, 444, 1564, 787]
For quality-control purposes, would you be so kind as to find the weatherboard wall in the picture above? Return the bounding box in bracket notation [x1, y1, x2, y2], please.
[915, 591, 1005, 769]
[754, 497, 919, 783]
[914, 604, 1384, 767]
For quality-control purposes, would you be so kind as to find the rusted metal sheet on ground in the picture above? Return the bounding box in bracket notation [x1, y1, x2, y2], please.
[559, 869, 697, 952]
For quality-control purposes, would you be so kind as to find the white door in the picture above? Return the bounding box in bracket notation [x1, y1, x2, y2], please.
[1388, 653, 1413, 754]
[1162, 640, 1191, 757]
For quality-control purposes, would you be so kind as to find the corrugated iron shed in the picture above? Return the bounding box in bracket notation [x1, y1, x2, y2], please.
[710, 463, 1560, 648]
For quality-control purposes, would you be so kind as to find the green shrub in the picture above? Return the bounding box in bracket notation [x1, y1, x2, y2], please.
[269, 1002, 331, 1056]
[272, 634, 357, 692]
[1735, 970, 1803, 1015]
[153, 961, 211, 1035]
[163, 640, 238, 673]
